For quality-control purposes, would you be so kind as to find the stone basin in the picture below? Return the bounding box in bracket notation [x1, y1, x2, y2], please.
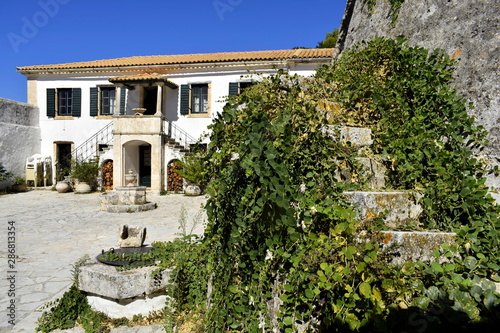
[78, 260, 171, 318]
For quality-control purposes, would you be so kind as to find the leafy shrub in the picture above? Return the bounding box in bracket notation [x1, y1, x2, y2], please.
[161, 37, 499, 332]
[70, 158, 99, 189]
[0, 163, 12, 181]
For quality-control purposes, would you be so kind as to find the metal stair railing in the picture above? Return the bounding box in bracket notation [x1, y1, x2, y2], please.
[72, 121, 114, 161]
[165, 119, 198, 149]
[55, 121, 114, 180]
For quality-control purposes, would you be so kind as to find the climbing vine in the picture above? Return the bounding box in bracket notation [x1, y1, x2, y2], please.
[160, 37, 499, 332]
[363, 0, 406, 23]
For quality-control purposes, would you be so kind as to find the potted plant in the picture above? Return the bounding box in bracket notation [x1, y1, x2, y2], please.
[12, 177, 27, 192]
[176, 151, 207, 196]
[70, 158, 99, 193]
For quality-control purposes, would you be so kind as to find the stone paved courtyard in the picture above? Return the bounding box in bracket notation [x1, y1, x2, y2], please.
[0, 190, 207, 332]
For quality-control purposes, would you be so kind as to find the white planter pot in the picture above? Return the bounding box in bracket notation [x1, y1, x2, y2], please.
[74, 182, 92, 194]
[55, 181, 70, 193]
[184, 185, 201, 196]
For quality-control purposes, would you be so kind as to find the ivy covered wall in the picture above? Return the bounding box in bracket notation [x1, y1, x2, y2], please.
[336, 0, 500, 199]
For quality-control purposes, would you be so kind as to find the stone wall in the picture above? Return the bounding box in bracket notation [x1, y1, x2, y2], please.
[336, 0, 500, 198]
[0, 98, 40, 186]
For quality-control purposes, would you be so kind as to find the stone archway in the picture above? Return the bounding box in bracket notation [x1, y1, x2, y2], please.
[101, 159, 113, 190]
[167, 159, 183, 192]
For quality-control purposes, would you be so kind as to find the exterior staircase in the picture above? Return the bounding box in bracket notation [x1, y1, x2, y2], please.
[326, 125, 457, 265]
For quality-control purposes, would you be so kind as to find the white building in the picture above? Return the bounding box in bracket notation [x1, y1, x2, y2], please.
[17, 48, 333, 192]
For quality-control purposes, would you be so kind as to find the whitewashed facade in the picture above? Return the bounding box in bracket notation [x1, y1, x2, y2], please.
[18, 49, 333, 192]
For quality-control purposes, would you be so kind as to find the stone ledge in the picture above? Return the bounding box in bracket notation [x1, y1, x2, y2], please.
[105, 202, 157, 213]
[323, 125, 373, 147]
[78, 263, 170, 299]
[343, 191, 422, 229]
[375, 230, 457, 266]
[87, 295, 168, 320]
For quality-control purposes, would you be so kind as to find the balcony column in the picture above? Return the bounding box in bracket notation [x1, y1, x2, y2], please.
[115, 85, 122, 116]
[155, 84, 163, 116]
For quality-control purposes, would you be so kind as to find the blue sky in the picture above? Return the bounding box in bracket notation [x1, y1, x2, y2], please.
[0, 0, 347, 103]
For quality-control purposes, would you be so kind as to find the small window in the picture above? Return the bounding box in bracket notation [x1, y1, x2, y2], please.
[58, 89, 73, 115]
[229, 81, 254, 95]
[180, 83, 211, 116]
[191, 84, 208, 114]
[47, 88, 81, 118]
[101, 87, 116, 115]
[239, 82, 253, 92]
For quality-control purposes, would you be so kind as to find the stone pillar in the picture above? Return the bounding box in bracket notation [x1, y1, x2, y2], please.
[112, 128, 123, 188]
[150, 135, 163, 192]
[115, 86, 121, 116]
[155, 84, 163, 116]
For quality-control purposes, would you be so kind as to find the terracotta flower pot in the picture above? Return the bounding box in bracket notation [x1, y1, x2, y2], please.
[55, 181, 70, 193]
[74, 182, 92, 194]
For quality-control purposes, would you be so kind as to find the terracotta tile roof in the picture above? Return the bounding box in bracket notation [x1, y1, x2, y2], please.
[108, 72, 164, 81]
[17, 48, 334, 71]
[108, 73, 178, 88]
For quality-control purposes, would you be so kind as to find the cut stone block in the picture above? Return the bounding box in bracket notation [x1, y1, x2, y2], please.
[323, 125, 373, 147]
[336, 157, 386, 189]
[87, 295, 168, 320]
[374, 231, 457, 266]
[78, 263, 170, 299]
[100, 186, 157, 213]
[119, 225, 146, 248]
[343, 191, 422, 229]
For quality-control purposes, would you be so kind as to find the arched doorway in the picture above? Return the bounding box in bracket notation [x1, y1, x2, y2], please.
[167, 159, 183, 191]
[101, 160, 113, 190]
[122, 140, 152, 188]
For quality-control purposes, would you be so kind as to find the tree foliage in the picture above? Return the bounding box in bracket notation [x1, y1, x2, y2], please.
[317, 29, 339, 48]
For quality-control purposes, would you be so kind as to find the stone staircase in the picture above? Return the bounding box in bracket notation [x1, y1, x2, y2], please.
[326, 125, 457, 264]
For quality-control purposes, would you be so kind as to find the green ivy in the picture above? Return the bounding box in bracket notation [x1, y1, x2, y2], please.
[156, 36, 500, 332]
[362, 0, 406, 23]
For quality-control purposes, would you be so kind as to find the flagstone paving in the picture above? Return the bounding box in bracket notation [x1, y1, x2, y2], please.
[0, 190, 207, 333]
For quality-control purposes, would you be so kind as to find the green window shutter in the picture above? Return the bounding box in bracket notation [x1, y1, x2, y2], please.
[180, 84, 190, 115]
[228, 82, 239, 96]
[120, 87, 126, 115]
[90, 87, 98, 116]
[46, 88, 56, 117]
[72, 88, 81, 117]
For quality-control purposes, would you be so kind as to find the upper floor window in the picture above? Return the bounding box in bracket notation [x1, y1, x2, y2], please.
[46, 88, 81, 118]
[101, 87, 116, 115]
[90, 86, 120, 116]
[58, 89, 73, 115]
[229, 81, 254, 95]
[191, 84, 208, 114]
[180, 83, 211, 117]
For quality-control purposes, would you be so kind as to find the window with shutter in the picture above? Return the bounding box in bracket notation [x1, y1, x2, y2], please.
[229, 82, 239, 96]
[72, 88, 81, 117]
[180, 84, 190, 115]
[120, 87, 126, 115]
[90, 87, 98, 116]
[46, 88, 56, 117]
[100, 87, 116, 115]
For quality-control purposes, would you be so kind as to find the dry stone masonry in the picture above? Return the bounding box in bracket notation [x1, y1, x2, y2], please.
[331, 125, 457, 263]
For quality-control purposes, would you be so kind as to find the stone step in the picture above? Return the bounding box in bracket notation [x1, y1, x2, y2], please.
[343, 191, 422, 229]
[323, 125, 373, 147]
[336, 157, 386, 189]
[373, 230, 457, 266]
